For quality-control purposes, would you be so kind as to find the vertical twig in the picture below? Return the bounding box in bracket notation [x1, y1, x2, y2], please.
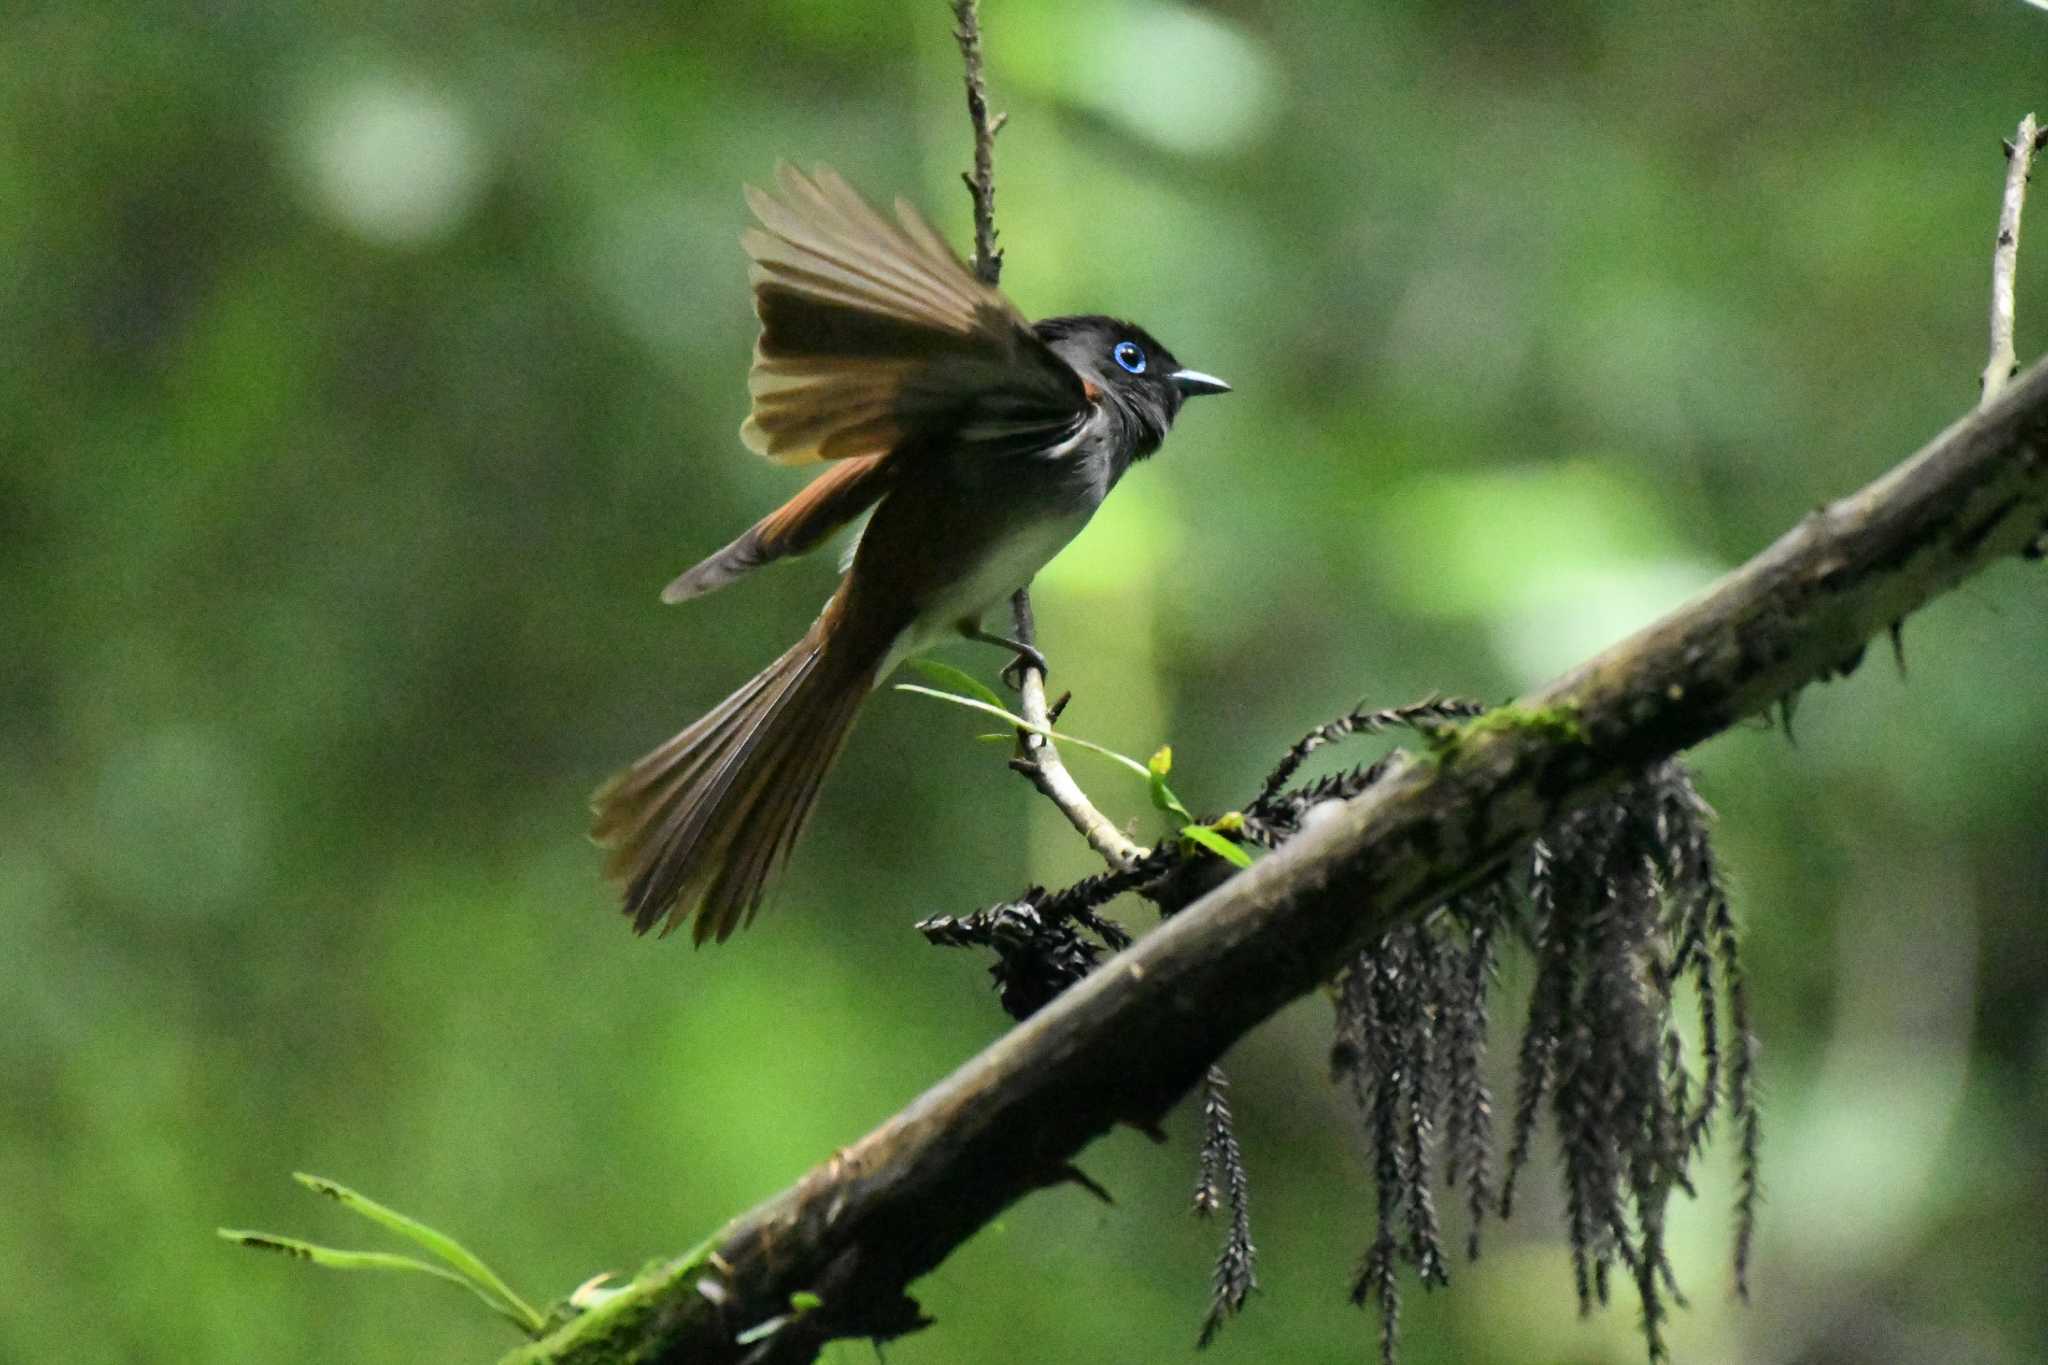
[951, 0, 1144, 872]
[952, 0, 1006, 287]
[1982, 113, 2041, 407]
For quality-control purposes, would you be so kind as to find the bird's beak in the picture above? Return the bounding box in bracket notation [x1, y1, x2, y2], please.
[1170, 368, 1231, 397]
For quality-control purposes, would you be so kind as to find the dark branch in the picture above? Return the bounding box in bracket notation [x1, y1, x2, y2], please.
[502, 348, 2048, 1365]
[502, 77, 2048, 1365]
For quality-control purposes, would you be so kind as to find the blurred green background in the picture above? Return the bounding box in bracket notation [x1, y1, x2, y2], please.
[7, 2, 2048, 1361]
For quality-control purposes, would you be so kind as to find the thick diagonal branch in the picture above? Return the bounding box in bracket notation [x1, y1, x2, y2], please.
[503, 354, 2048, 1365]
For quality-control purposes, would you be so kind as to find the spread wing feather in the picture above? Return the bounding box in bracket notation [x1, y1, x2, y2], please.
[737, 164, 1086, 467]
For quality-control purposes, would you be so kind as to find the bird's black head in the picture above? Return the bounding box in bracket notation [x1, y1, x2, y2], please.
[1034, 315, 1229, 458]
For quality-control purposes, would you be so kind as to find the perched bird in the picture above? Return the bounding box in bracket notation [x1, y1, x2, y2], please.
[592, 164, 1228, 944]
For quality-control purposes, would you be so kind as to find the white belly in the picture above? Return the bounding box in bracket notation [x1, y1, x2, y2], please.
[880, 508, 1094, 678]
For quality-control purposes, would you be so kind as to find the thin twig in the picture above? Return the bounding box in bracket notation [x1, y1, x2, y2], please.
[952, 0, 1004, 287]
[953, 0, 1144, 873]
[1007, 591, 1147, 871]
[1983, 112, 2041, 406]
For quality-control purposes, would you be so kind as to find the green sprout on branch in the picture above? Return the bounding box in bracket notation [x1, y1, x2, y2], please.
[219, 1172, 545, 1337]
[900, 661, 1252, 868]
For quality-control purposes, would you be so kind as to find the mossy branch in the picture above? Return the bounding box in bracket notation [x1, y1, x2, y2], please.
[500, 345, 2048, 1365]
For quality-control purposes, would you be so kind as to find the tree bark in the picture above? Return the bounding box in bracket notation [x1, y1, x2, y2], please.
[502, 355, 2048, 1365]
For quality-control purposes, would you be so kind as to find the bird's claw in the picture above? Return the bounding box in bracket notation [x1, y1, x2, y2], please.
[1001, 645, 1049, 691]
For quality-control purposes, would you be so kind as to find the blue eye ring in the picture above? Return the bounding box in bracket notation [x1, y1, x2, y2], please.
[1112, 340, 1147, 374]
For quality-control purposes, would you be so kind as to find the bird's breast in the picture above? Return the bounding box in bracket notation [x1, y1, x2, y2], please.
[933, 503, 1096, 624]
[933, 424, 1117, 619]
[845, 415, 1128, 670]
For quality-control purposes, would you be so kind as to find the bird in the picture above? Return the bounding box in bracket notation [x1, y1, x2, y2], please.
[591, 163, 1229, 945]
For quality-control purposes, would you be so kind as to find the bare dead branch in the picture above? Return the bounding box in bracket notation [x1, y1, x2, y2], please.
[502, 345, 2048, 1365]
[1983, 112, 2041, 406]
[499, 41, 2048, 1365]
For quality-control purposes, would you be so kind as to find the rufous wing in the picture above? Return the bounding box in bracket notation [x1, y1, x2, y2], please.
[661, 453, 895, 604]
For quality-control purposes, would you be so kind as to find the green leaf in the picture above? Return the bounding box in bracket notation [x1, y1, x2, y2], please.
[1154, 780, 1194, 823]
[1147, 746, 1194, 822]
[1179, 824, 1253, 868]
[789, 1290, 823, 1313]
[893, 684, 1151, 778]
[289, 1173, 543, 1333]
[905, 657, 1007, 710]
[217, 1229, 538, 1333]
[896, 682, 1222, 838]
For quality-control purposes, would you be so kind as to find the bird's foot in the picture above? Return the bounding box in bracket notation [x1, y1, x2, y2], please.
[1000, 643, 1049, 691]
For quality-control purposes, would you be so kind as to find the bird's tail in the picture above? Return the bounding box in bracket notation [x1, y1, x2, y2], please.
[591, 592, 885, 943]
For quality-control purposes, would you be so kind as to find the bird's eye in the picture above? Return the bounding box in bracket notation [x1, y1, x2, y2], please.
[1112, 340, 1147, 374]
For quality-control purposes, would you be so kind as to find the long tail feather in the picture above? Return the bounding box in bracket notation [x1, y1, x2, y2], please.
[591, 601, 885, 943]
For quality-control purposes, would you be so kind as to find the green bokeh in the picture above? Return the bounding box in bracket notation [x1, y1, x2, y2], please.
[6, 2, 2047, 1362]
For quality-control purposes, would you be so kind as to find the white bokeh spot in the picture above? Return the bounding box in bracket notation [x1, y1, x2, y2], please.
[296, 75, 487, 247]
